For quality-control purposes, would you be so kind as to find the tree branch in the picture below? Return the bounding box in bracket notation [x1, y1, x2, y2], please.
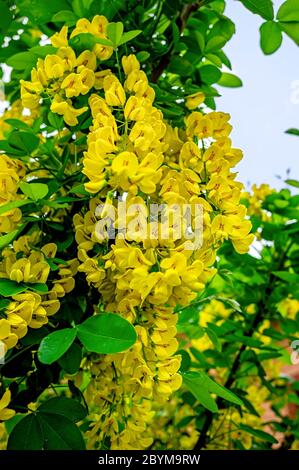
[151, 1, 202, 83]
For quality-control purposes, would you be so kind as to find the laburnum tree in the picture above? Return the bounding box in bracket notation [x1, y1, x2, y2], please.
[0, 0, 298, 450]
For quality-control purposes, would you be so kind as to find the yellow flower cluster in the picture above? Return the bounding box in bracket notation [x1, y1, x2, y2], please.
[0, 155, 25, 234]
[151, 397, 199, 449]
[0, 238, 78, 355]
[243, 183, 274, 221]
[56, 23, 254, 447]
[0, 99, 37, 140]
[191, 299, 231, 352]
[20, 16, 114, 126]
[277, 297, 299, 320]
[208, 382, 269, 449]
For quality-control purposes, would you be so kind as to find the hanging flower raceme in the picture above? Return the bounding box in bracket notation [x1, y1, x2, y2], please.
[45, 17, 256, 448]
[0, 236, 78, 355]
[0, 155, 25, 234]
[19, 16, 114, 127]
[243, 183, 275, 221]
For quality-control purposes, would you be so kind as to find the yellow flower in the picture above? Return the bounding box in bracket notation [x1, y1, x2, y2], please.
[186, 91, 205, 110]
[94, 126, 118, 153]
[51, 25, 68, 47]
[0, 391, 15, 421]
[78, 68, 95, 94]
[231, 233, 255, 254]
[111, 152, 139, 176]
[57, 46, 76, 71]
[61, 73, 83, 98]
[122, 54, 140, 75]
[186, 112, 213, 138]
[94, 69, 112, 89]
[50, 96, 88, 126]
[0, 319, 18, 352]
[124, 96, 147, 121]
[129, 121, 155, 151]
[76, 50, 97, 70]
[44, 54, 65, 79]
[104, 75, 126, 106]
[90, 15, 109, 37]
[277, 297, 299, 320]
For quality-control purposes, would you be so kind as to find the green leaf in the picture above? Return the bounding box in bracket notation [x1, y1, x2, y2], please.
[136, 51, 150, 62]
[48, 111, 63, 129]
[37, 412, 85, 449]
[72, 0, 93, 17]
[0, 0, 13, 34]
[52, 10, 78, 26]
[20, 182, 48, 201]
[0, 140, 24, 156]
[260, 21, 282, 54]
[4, 119, 31, 130]
[118, 30, 141, 46]
[285, 179, 299, 188]
[7, 52, 37, 70]
[205, 53, 223, 67]
[38, 328, 77, 364]
[0, 199, 31, 216]
[15, 0, 70, 25]
[199, 65, 222, 85]
[183, 371, 243, 411]
[182, 372, 218, 412]
[279, 22, 299, 45]
[38, 397, 87, 422]
[106, 22, 124, 46]
[239, 0, 274, 20]
[77, 313, 137, 354]
[8, 131, 39, 155]
[205, 36, 227, 53]
[0, 299, 10, 310]
[0, 229, 19, 249]
[209, 18, 236, 41]
[277, 0, 299, 22]
[5, 414, 25, 434]
[69, 184, 90, 196]
[27, 283, 49, 293]
[7, 414, 43, 450]
[58, 342, 82, 374]
[286, 128, 299, 136]
[169, 57, 193, 77]
[274, 199, 289, 208]
[21, 326, 48, 346]
[216, 297, 243, 313]
[238, 424, 278, 443]
[206, 328, 222, 352]
[178, 350, 191, 372]
[272, 271, 299, 283]
[69, 32, 113, 50]
[0, 279, 26, 297]
[218, 72, 243, 87]
[206, 375, 243, 405]
[30, 45, 57, 59]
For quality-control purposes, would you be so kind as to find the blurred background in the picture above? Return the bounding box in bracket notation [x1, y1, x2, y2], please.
[218, 0, 299, 189]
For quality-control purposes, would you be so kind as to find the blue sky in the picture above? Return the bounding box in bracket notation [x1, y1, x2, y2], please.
[217, 0, 299, 190]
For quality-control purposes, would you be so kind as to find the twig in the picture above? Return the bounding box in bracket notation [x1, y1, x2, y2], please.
[151, 1, 202, 83]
